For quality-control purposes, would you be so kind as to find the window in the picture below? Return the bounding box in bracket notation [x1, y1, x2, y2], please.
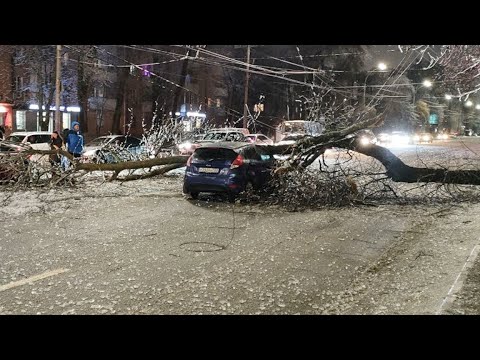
[125, 137, 141, 147]
[16, 111, 26, 130]
[94, 86, 104, 98]
[62, 113, 71, 130]
[15, 77, 24, 91]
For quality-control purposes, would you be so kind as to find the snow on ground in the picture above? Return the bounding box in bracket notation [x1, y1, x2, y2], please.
[0, 170, 185, 220]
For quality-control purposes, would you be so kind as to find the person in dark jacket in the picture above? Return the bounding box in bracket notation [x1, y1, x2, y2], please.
[65, 121, 84, 158]
[49, 131, 63, 166]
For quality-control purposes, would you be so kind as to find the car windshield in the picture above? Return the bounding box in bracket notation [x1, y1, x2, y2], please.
[203, 132, 228, 141]
[87, 137, 112, 146]
[193, 148, 238, 161]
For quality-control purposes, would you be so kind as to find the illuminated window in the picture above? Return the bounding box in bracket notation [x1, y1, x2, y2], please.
[142, 65, 151, 77]
[16, 111, 26, 130]
[62, 113, 71, 130]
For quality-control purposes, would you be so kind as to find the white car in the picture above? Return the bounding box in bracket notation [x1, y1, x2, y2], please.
[276, 134, 306, 146]
[82, 135, 145, 163]
[6, 131, 52, 150]
[245, 133, 274, 145]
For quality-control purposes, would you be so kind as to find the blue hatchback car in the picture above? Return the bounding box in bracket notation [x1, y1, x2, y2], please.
[183, 142, 275, 202]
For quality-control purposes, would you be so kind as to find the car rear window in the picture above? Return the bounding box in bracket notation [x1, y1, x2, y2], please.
[7, 135, 26, 143]
[193, 148, 238, 161]
[36, 135, 52, 143]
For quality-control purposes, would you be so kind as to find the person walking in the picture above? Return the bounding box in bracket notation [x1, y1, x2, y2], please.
[65, 121, 84, 159]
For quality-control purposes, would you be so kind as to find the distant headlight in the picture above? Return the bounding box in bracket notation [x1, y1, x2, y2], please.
[422, 135, 431, 141]
[360, 137, 370, 146]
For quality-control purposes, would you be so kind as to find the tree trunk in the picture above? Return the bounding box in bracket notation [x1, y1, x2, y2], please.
[111, 67, 128, 134]
[43, 78, 55, 132]
[37, 71, 45, 131]
[351, 140, 480, 185]
[77, 59, 90, 134]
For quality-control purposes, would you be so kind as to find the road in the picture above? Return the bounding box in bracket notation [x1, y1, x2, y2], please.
[1, 137, 480, 314]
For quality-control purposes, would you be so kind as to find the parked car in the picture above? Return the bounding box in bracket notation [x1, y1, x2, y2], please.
[176, 133, 205, 155]
[197, 128, 249, 144]
[275, 134, 306, 146]
[245, 133, 274, 145]
[82, 135, 145, 163]
[6, 131, 51, 150]
[183, 142, 275, 202]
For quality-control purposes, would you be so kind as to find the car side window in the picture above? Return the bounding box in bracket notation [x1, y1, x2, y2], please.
[126, 137, 140, 147]
[242, 147, 261, 161]
[39, 135, 51, 143]
[255, 146, 273, 162]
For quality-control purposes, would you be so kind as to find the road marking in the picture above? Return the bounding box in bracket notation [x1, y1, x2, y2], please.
[0, 268, 69, 293]
[436, 244, 480, 314]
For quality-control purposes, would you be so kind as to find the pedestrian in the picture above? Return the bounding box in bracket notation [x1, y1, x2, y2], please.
[49, 131, 63, 167]
[62, 128, 69, 143]
[65, 121, 84, 159]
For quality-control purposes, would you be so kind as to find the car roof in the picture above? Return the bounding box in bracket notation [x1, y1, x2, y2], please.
[197, 141, 251, 150]
[9, 131, 52, 135]
[206, 128, 249, 134]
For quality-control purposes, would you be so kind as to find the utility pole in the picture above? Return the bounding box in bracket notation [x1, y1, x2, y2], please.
[243, 45, 251, 129]
[55, 45, 62, 131]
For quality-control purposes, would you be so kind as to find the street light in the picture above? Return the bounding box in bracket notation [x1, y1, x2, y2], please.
[362, 62, 388, 106]
[476, 104, 480, 110]
[422, 79, 433, 88]
[465, 100, 473, 107]
[413, 79, 434, 105]
[445, 94, 452, 100]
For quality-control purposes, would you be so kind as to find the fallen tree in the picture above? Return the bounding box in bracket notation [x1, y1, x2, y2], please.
[6, 112, 480, 188]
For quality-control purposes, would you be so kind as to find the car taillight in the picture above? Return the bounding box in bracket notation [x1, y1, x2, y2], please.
[186, 155, 193, 166]
[230, 154, 244, 169]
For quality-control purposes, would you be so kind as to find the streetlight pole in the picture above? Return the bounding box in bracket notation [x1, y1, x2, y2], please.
[55, 45, 62, 132]
[243, 45, 250, 129]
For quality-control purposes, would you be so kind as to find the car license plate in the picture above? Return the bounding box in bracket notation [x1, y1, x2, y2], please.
[199, 167, 219, 174]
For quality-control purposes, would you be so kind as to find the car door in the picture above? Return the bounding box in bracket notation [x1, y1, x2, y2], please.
[241, 146, 272, 188]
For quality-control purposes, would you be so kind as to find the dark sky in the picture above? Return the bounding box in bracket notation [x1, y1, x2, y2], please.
[364, 45, 406, 70]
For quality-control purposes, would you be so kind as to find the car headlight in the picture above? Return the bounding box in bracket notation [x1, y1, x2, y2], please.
[360, 137, 370, 146]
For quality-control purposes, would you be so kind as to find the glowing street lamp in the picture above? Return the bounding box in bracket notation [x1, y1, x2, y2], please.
[422, 79, 433, 88]
[465, 100, 473, 107]
[363, 62, 388, 106]
[475, 104, 480, 110]
[445, 94, 452, 100]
